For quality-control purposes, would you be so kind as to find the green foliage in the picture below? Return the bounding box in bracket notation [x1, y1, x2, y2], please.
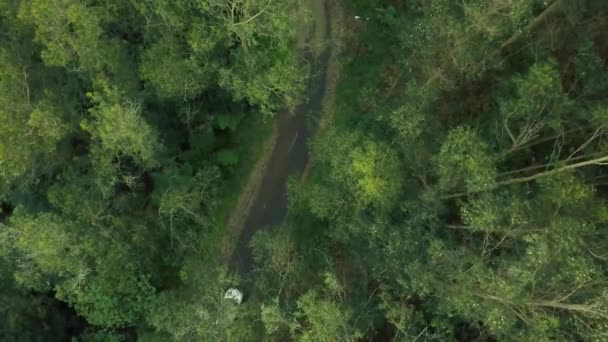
[436, 126, 497, 192]
[498, 61, 573, 145]
[18, 0, 137, 88]
[19, 0, 104, 68]
[77, 329, 127, 342]
[216, 113, 245, 132]
[574, 38, 608, 98]
[139, 36, 206, 99]
[267, 1, 608, 341]
[0, 0, 302, 336]
[261, 302, 289, 337]
[398, 0, 537, 89]
[83, 82, 159, 167]
[313, 128, 402, 210]
[7, 206, 156, 328]
[251, 226, 303, 299]
[460, 191, 527, 233]
[0, 46, 72, 184]
[292, 290, 361, 342]
[0, 257, 78, 342]
[135, 0, 306, 112]
[216, 149, 240, 168]
[146, 268, 240, 341]
[3, 0, 608, 340]
[506, 62, 569, 119]
[68, 269, 155, 328]
[154, 165, 220, 223]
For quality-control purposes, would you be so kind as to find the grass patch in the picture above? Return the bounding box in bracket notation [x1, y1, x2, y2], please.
[327, 2, 407, 127]
[220, 113, 273, 220]
[201, 113, 273, 260]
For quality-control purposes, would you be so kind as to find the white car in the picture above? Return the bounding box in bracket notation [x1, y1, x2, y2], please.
[224, 288, 244, 304]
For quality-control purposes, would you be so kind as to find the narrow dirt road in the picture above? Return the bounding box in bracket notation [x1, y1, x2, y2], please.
[229, 0, 332, 278]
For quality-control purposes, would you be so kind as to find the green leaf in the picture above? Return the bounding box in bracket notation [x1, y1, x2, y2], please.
[216, 149, 239, 167]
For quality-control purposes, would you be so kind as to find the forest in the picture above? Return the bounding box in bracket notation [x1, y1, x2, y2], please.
[1, 0, 608, 341]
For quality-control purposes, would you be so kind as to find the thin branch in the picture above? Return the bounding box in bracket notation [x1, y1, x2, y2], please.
[411, 326, 429, 342]
[22, 66, 31, 106]
[504, 117, 517, 144]
[567, 127, 604, 160]
[497, 152, 603, 178]
[233, 0, 272, 26]
[587, 248, 608, 261]
[482, 234, 510, 258]
[534, 300, 608, 320]
[442, 154, 608, 199]
[501, 127, 586, 157]
[383, 68, 404, 102]
[500, 0, 563, 52]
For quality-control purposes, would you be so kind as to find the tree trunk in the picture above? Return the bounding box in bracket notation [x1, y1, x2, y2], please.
[442, 154, 608, 199]
[500, 0, 566, 53]
[534, 299, 608, 319]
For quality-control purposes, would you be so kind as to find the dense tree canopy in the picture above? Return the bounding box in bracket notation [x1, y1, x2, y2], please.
[246, 0, 608, 341]
[0, 0, 305, 339]
[1, 0, 608, 341]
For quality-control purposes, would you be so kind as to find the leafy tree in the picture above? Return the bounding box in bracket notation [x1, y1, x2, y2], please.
[83, 81, 160, 168]
[146, 268, 241, 340]
[3, 0, 608, 339]
[0, 47, 72, 186]
[435, 126, 497, 193]
[312, 128, 402, 211]
[18, 0, 137, 88]
[0, 0, 310, 338]
[7, 207, 156, 328]
[152, 165, 221, 252]
[136, 0, 306, 112]
[272, 1, 608, 340]
[291, 290, 361, 342]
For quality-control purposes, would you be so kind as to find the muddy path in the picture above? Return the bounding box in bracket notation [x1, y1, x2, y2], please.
[229, 0, 333, 280]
